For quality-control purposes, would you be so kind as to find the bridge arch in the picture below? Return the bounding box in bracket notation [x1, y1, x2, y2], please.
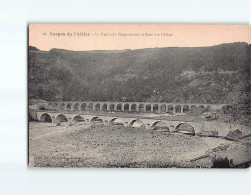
[88, 103, 94, 111]
[167, 105, 174, 113]
[124, 103, 129, 111]
[175, 123, 195, 135]
[131, 104, 137, 112]
[175, 105, 181, 113]
[190, 105, 197, 112]
[102, 104, 108, 111]
[183, 105, 189, 113]
[139, 104, 145, 112]
[146, 104, 151, 112]
[59, 103, 65, 110]
[198, 105, 205, 113]
[151, 121, 169, 131]
[111, 118, 124, 126]
[90, 116, 103, 123]
[53, 103, 58, 109]
[109, 117, 118, 125]
[40, 113, 52, 123]
[73, 103, 79, 111]
[153, 104, 158, 112]
[95, 103, 101, 111]
[80, 103, 87, 111]
[55, 114, 68, 123]
[116, 103, 122, 111]
[151, 121, 161, 129]
[129, 119, 145, 128]
[66, 103, 72, 111]
[110, 104, 115, 111]
[72, 115, 85, 124]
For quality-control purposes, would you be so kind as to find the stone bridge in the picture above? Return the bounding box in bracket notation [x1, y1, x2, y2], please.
[36, 111, 251, 137]
[42, 101, 227, 113]
[37, 111, 167, 130]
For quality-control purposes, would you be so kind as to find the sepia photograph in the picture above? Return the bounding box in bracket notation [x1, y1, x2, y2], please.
[28, 24, 251, 168]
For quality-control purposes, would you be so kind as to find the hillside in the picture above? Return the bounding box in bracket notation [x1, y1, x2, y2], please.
[28, 42, 250, 104]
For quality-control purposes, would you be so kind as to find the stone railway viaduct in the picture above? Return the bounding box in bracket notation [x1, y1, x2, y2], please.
[46, 101, 227, 113]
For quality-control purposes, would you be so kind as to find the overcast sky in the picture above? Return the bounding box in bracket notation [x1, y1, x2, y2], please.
[29, 24, 251, 51]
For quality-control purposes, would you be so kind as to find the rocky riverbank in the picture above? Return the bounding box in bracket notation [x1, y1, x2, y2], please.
[29, 122, 250, 168]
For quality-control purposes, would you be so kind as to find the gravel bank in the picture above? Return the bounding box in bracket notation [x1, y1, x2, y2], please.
[29, 122, 249, 167]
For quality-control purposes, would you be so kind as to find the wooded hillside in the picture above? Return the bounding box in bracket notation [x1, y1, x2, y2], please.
[28, 42, 250, 104]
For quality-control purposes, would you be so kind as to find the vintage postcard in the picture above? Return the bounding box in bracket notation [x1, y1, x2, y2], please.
[28, 24, 251, 168]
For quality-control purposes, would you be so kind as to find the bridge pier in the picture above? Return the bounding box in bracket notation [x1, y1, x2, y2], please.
[51, 116, 56, 123]
[68, 117, 73, 125]
[136, 106, 139, 112]
[107, 104, 110, 111]
[99, 103, 103, 112]
[169, 125, 175, 132]
[146, 124, 151, 130]
[104, 120, 109, 125]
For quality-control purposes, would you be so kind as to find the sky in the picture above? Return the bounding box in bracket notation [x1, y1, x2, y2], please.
[29, 24, 251, 51]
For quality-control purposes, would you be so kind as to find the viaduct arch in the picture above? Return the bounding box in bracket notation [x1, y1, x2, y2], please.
[47, 101, 227, 114]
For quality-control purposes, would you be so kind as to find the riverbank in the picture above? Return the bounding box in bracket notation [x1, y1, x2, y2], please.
[29, 122, 250, 168]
